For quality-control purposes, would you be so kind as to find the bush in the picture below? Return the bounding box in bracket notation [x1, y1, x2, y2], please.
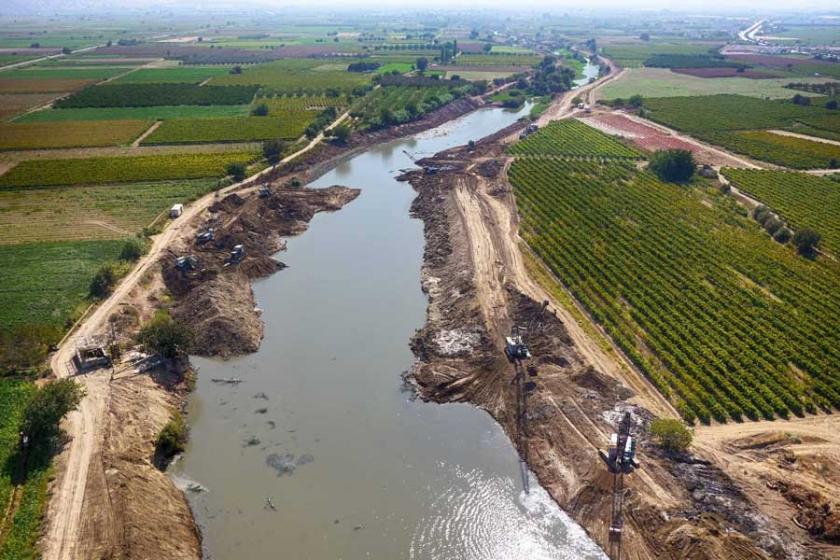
[137, 311, 192, 359]
[649, 149, 695, 183]
[89, 263, 118, 298]
[262, 139, 286, 165]
[119, 237, 146, 262]
[331, 123, 351, 145]
[156, 411, 187, 460]
[650, 418, 692, 452]
[763, 216, 783, 235]
[826, 99, 838, 110]
[773, 227, 792, 244]
[226, 162, 247, 182]
[628, 94, 643, 108]
[792, 94, 811, 106]
[792, 228, 821, 256]
[0, 324, 62, 372]
[752, 204, 769, 224]
[251, 103, 269, 116]
[22, 379, 85, 446]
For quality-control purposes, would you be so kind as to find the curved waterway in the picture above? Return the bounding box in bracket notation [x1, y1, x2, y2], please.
[574, 59, 600, 87]
[172, 104, 608, 560]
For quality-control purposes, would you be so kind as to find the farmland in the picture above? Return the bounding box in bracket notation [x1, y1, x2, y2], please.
[142, 115, 311, 144]
[597, 68, 832, 99]
[0, 151, 257, 187]
[508, 119, 643, 159]
[511, 158, 840, 424]
[210, 58, 371, 94]
[0, 78, 96, 94]
[54, 83, 259, 108]
[110, 65, 235, 84]
[705, 130, 840, 169]
[15, 104, 251, 122]
[0, 240, 124, 329]
[0, 179, 218, 243]
[722, 169, 840, 255]
[602, 42, 722, 68]
[0, 120, 150, 150]
[453, 53, 540, 67]
[255, 94, 346, 112]
[350, 85, 459, 129]
[0, 93, 59, 120]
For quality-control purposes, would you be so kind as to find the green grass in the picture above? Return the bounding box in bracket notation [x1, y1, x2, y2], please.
[722, 169, 840, 255]
[0, 179, 218, 244]
[110, 66, 236, 84]
[15, 104, 251, 122]
[599, 68, 833, 100]
[0, 152, 257, 188]
[142, 116, 312, 144]
[375, 62, 414, 74]
[508, 119, 643, 159]
[0, 240, 124, 329]
[511, 158, 840, 423]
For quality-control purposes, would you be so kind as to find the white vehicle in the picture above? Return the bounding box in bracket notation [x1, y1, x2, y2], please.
[170, 203, 184, 218]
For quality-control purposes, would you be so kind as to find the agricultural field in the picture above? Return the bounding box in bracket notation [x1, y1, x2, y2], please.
[508, 119, 643, 159]
[142, 115, 311, 144]
[211, 58, 371, 94]
[55, 83, 259, 108]
[349, 85, 458, 129]
[110, 65, 235, 84]
[255, 94, 346, 112]
[0, 240, 124, 330]
[510, 158, 840, 424]
[0, 179, 218, 243]
[0, 93, 60, 120]
[0, 78, 96, 94]
[0, 152, 257, 187]
[598, 68, 832, 99]
[453, 53, 541, 67]
[0, 119, 150, 150]
[765, 25, 840, 46]
[1, 66, 128, 80]
[602, 41, 722, 68]
[15, 104, 251, 122]
[704, 130, 840, 169]
[722, 169, 840, 256]
[0, 379, 46, 560]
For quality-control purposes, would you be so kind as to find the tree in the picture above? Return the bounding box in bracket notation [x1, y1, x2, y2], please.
[792, 228, 821, 256]
[650, 419, 692, 453]
[763, 216, 783, 236]
[773, 227, 793, 244]
[226, 162, 246, 182]
[61, 47, 71, 54]
[628, 94, 643, 108]
[415, 57, 428, 72]
[640, 32, 650, 41]
[792, 93, 811, 106]
[89, 263, 117, 298]
[753, 204, 770, 224]
[331, 123, 351, 145]
[262, 139, 286, 164]
[119, 237, 146, 262]
[137, 312, 192, 360]
[827, 99, 839, 110]
[648, 149, 696, 183]
[251, 103, 269, 116]
[22, 379, 85, 445]
[230, 65, 242, 75]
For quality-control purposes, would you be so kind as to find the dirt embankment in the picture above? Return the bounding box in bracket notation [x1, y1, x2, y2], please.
[401, 135, 825, 560]
[162, 186, 359, 357]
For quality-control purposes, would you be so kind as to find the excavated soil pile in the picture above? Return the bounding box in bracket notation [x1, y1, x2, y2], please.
[162, 185, 359, 357]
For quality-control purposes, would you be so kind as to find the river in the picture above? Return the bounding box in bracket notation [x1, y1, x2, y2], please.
[171, 103, 607, 560]
[574, 58, 600, 88]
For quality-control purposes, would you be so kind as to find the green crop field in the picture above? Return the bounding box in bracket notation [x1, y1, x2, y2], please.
[0, 152, 257, 187]
[15, 104, 251, 122]
[598, 68, 833, 100]
[0, 179, 218, 244]
[142, 115, 311, 144]
[2, 66, 127, 80]
[602, 42, 722, 68]
[722, 169, 840, 255]
[254, 94, 346, 112]
[211, 59, 371, 94]
[0, 119, 150, 150]
[0, 379, 46, 560]
[510, 158, 840, 424]
[704, 131, 840, 169]
[111, 65, 236, 84]
[453, 53, 541, 67]
[0, 240, 124, 329]
[508, 119, 643, 159]
[350, 85, 457, 128]
[54, 83, 259, 108]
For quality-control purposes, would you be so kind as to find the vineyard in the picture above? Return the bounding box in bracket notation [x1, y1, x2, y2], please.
[54, 83, 260, 108]
[0, 179, 218, 244]
[211, 58, 371, 94]
[0, 240, 124, 329]
[0, 120, 150, 150]
[508, 119, 644, 159]
[142, 115, 311, 144]
[705, 130, 840, 169]
[110, 66, 235, 84]
[255, 94, 346, 112]
[0, 152, 257, 187]
[16, 104, 251, 122]
[722, 168, 840, 255]
[350, 85, 457, 129]
[510, 158, 840, 424]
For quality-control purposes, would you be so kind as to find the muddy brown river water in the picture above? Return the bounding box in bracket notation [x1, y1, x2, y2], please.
[171, 104, 608, 560]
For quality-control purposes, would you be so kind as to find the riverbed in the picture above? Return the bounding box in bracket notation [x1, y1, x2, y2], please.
[172, 104, 607, 560]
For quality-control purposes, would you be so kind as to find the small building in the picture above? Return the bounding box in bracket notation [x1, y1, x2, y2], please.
[170, 203, 184, 218]
[73, 339, 111, 372]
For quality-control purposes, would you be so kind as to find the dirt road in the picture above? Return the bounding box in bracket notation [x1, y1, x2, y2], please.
[41, 110, 350, 560]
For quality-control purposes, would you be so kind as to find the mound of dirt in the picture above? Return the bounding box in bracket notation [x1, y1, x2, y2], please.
[769, 480, 840, 543]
